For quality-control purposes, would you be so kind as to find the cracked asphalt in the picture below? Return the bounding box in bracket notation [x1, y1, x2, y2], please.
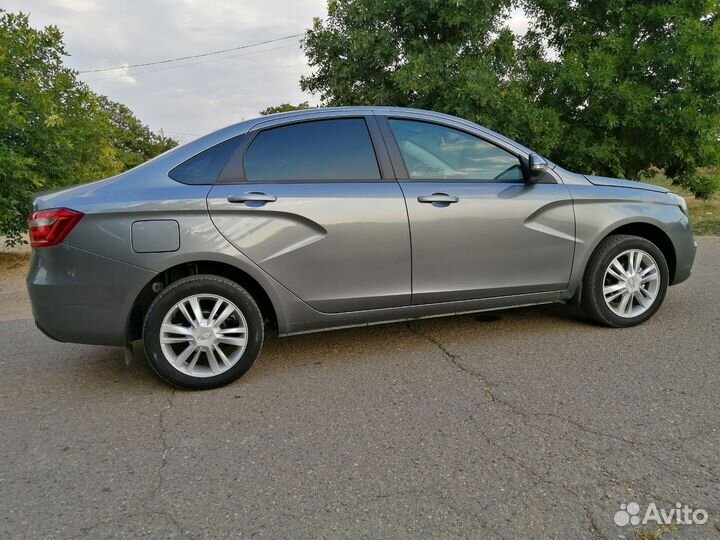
[1, 238, 719, 539]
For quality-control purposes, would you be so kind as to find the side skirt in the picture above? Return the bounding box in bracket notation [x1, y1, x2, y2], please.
[279, 291, 564, 337]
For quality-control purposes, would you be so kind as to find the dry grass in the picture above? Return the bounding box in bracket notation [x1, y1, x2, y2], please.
[632, 524, 678, 540]
[0, 252, 30, 273]
[645, 176, 720, 236]
[0, 252, 31, 321]
[687, 199, 720, 236]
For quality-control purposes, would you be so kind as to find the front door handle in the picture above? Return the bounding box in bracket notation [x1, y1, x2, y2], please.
[417, 193, 459, 205]
[227, 192, 277, 204]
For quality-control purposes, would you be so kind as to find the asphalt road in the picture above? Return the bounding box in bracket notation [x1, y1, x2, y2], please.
[1, 239, 719, 540]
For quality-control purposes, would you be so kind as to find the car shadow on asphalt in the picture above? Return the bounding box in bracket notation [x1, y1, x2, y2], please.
[235, 303, 593, 383]
[14, 303, 593, 394]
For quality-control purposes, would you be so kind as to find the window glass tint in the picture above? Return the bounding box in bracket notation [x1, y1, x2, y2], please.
[169, 136, 242, 185]
[244, 119, 380, 181]
[388, 119, 524, 182]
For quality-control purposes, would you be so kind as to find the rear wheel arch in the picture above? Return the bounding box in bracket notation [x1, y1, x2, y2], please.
[126, 260, 278, 342]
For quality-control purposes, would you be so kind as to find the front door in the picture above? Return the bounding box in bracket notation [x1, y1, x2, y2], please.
[207, 117, 411, 313]
[383, 117, 575, 304]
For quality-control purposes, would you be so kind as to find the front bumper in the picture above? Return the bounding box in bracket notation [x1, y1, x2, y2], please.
[667, 216, 696, 285]
[26, 244, 155, 346]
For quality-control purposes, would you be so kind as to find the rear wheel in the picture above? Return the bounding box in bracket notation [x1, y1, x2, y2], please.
[581, 235, 669, 327]
[143, 275, 264, 389]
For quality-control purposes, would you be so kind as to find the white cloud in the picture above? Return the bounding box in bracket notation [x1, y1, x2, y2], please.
[4, 1, 528, 136]
[113, 64, 136, 85]
[52, 0, 98, 12]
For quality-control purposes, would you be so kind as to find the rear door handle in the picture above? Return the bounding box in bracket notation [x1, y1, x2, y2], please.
[227, 192, 277, 203]
[417, 193, 459, 204]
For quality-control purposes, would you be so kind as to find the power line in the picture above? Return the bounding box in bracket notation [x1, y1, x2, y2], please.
[83, 42, 301, 82]
[78, 33, 304, 73]
[163, 130, 200, 136]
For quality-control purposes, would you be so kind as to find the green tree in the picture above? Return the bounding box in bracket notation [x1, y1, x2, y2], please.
[259, 101, 311, 115]
[521, 0, 720, 198]
[301, 0, 563, 155]
[97, 96, 177, 170]
[0, 11, 121, 245]
[301, 0, 720, 198]
[0, 11, 177, 246]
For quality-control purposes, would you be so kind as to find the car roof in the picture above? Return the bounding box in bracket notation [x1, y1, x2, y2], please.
[241, 106, 535, 156]
[135, 106, 536, 178]
[245, 105, 481, 129]
[252, 105, 440, 121]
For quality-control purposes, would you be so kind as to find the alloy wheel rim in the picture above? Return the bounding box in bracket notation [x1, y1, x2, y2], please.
[602, 249, 660, 318]
[159, 294, 248, 378]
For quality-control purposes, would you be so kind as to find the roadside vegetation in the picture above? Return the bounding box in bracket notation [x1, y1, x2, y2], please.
[300, 1, 720, 200]
[0, 11, 176, 247]
[259, 102, 311, 116]
[649, 170, 720, 236]
[3, 3, 720, 247]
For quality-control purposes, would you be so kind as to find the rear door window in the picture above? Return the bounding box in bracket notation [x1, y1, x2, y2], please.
[244, 118, 381, 181]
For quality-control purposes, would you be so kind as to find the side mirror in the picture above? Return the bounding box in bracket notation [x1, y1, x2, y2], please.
[528, 153, 549, 182]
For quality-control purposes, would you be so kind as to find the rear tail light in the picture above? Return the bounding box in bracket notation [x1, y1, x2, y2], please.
[28, 208, 84, 248]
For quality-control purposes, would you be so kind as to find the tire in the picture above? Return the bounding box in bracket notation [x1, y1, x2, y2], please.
[142, 274, 264, 389]
[581, 234, 669, 328]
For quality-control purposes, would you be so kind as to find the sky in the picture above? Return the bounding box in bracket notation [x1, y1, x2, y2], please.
[6, 1, 527, 143]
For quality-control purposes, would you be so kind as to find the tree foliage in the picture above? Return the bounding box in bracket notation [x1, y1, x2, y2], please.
[301, 0, 720, 198]
[259, 101, 311, 115]
[301, 0, 561, 152]
[0, 11, 176, 246]
[522, 0, 720, 196]
[97, 96, 177, 170]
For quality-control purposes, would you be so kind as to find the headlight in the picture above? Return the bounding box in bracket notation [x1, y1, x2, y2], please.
[667, 192, 688, 216]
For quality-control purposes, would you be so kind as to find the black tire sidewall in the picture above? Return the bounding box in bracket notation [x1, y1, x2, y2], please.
[583, 235, 669, 327]
[143, 275, 264, 389]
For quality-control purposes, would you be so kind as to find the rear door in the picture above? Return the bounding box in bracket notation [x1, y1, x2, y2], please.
[207, 115, 411, 313]
[379, 115, 575, 304]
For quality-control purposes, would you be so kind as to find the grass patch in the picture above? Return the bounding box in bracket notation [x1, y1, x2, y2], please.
[632, 524, 677, 540]
[644, 175, 720, 236]
[0, 252, 31, 272]
[687, 200, 720, 236]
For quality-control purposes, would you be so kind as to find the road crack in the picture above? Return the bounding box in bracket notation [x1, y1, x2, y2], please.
[404, 322, 715, 538]
[152, 388, 175, 499]
[146, 388, 187, 537]
[405, 322, 498, 402]
[466, 412, 610, 540]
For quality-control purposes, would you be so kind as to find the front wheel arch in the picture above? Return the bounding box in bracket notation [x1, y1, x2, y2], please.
[580, 234, 669, 327]
[603, 223, 676, 283]
[569, 221, 676, 305]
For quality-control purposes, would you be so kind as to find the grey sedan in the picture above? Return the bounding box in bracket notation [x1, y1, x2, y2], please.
[27, 107, 696, 389]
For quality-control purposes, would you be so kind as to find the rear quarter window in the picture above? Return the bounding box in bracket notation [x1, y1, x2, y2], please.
[169, 135, 244, 185]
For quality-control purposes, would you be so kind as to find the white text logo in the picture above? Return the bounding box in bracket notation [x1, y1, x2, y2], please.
[614, 502, 708, 527]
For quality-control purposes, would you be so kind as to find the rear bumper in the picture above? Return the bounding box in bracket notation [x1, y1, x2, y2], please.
[26, 244, 155, 346]
[667, 216, 696, 285]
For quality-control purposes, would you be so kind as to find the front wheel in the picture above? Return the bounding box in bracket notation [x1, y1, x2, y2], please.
[142, 275, 264, 389]
[581, 235, 669, 328]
